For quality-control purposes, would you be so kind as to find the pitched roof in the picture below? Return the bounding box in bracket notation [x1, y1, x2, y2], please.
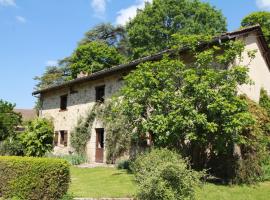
[33, 25, 270, 95]
[15, 109, 36, 121]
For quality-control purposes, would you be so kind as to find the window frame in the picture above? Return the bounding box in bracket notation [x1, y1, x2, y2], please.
[60, 94, 68, 111]
[95, 85, 105, 103]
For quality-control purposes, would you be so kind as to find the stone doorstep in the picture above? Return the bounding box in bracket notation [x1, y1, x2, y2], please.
[74, 198, 133, 200]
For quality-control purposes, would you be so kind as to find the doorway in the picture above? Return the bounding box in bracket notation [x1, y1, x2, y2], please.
[95, 128, 104, 163]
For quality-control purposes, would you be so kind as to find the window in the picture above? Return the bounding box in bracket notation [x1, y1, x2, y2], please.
[60, 95, 68, 110]
[59, 130, 68, 147]
[95, 85, 105, 103]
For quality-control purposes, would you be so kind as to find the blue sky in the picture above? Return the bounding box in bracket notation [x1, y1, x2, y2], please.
[0, 0, 269, 109]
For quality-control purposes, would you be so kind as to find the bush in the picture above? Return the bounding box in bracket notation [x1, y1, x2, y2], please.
[0, 156, 70, 200]
[116, 159, 132, 171]
[21, 118, 54, 157]
[132, 149, 204, 200]
[46, 153, 87, 165]
[0, 137, 24, 156]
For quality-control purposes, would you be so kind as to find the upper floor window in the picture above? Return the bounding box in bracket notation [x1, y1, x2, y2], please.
[60, 94, 68, 111]
[95, 85, 105, 103]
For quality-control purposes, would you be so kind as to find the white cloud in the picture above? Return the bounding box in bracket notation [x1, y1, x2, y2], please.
[46, 60, 58, 66]
[91, 0, 107, 17]
[0, 0, 16, 6]
[256, 0, 270, 10]
[116, 0, 152, 25]
[16, 16, 26, 23]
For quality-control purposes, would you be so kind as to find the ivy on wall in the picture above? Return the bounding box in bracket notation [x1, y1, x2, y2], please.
[70, 103, 98, 155]
[70, 100, 133, 163]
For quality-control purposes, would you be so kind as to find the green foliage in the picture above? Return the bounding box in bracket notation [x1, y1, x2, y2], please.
[79, 23, 131, 58]
[46, 153, 87, 166]
[97, 100, 133, 164]
[116, 159, 132, 171]
[0, 156, 70, 200]
[132, 149, 203, 200]
[259, 88, 270, 117]
[21, 118, 54, 157]
[70, 104, 97, 155]
[0, 100, 21, 141]
[120, 40, 252, 152]
[0, 137, 24, 156]
[34, 66, 70, 90]
[241, 11, 270, 46]
[127, 0, 227, 58]
[69, 41, 125, 78]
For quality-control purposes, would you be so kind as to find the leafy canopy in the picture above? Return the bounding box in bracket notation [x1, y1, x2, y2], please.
[21, 118, 54, 157]
[241, 11, 270, 46]
[69, 41, 125, 78]
[117, 38, 254, 156]
[127, 0, 227, 58]
[0, 100, 21, 141]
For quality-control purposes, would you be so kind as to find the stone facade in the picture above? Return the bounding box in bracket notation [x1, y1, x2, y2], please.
[40, 74, 124, 163]
[37, 27, 270, 163]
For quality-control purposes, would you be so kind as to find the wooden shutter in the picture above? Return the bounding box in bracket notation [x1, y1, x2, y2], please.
[54, 131, 58, 146]
[64, 131, 68, 147]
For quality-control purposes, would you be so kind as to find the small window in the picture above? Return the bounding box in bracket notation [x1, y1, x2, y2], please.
[60, 95, 68, 110]
[95, 85, 105, 103]
[60, 130, 68, 147]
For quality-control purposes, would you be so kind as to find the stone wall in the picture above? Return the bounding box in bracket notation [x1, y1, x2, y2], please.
[40, 73, 124, 162]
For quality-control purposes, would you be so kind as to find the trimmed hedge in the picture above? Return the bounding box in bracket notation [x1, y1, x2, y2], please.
[0, 156, 70, 200]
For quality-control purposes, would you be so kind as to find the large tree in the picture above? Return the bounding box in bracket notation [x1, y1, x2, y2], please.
[79, 23, 131, 58]
[69, 41, 125, 78]
[104, 37, 265, 180]
[127, 0, 227, 58]
[0, 100, 21, 141]
[34, 66, 70, 90]
[241, 11, 270, 47]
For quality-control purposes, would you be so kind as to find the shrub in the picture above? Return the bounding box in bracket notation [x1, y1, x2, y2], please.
[116, 159, 132, 171]
[0, 138, 24, 156]
[0, 156, 70, 200]
[132, 149, 204, 200]
[46, 153, 87, 165]
[21, 118, 54, 157]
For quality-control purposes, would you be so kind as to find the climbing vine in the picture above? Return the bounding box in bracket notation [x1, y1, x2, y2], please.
[70, 100, 133, 163]
[70, 103, 98, 155]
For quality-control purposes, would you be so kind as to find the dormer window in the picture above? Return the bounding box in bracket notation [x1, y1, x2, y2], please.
[60, 94, 68, 111]
[95, 85, 105, 103]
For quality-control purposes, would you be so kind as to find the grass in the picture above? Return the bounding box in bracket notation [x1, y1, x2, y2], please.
[69, 167, 136, 198]
[70, 167, 270, 199]
[196, 182, 270, 200]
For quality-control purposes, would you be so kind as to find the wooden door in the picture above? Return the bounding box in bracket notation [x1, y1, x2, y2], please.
[95, 128, 104, 163]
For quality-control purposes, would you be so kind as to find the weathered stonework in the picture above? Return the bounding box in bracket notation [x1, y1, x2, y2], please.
[40, 74, 124, 163]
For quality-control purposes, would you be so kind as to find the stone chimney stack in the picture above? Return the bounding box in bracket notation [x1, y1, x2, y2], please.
[77, 71, 89, 78]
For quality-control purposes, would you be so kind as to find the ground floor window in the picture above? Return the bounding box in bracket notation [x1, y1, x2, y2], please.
[54, 130, 68, 147]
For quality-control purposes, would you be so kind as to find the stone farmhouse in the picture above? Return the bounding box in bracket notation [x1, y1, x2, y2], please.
[33, 25, 270, 163]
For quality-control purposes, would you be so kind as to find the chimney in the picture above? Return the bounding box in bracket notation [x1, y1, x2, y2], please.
[77, 71, 88, 78]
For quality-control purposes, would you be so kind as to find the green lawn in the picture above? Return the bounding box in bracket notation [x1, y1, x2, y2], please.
[70, 167, 270, 199]
[69, 167, 137, 198]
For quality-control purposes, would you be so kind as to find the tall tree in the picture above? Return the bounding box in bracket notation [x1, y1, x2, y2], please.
[241, 11, 270, 46]
[69, 41, 125, 78]
[34, 66, 70, 90]
[127, 0, 227, 58]
[0, 100, 21, 141]
[79, 23, 131, 57]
